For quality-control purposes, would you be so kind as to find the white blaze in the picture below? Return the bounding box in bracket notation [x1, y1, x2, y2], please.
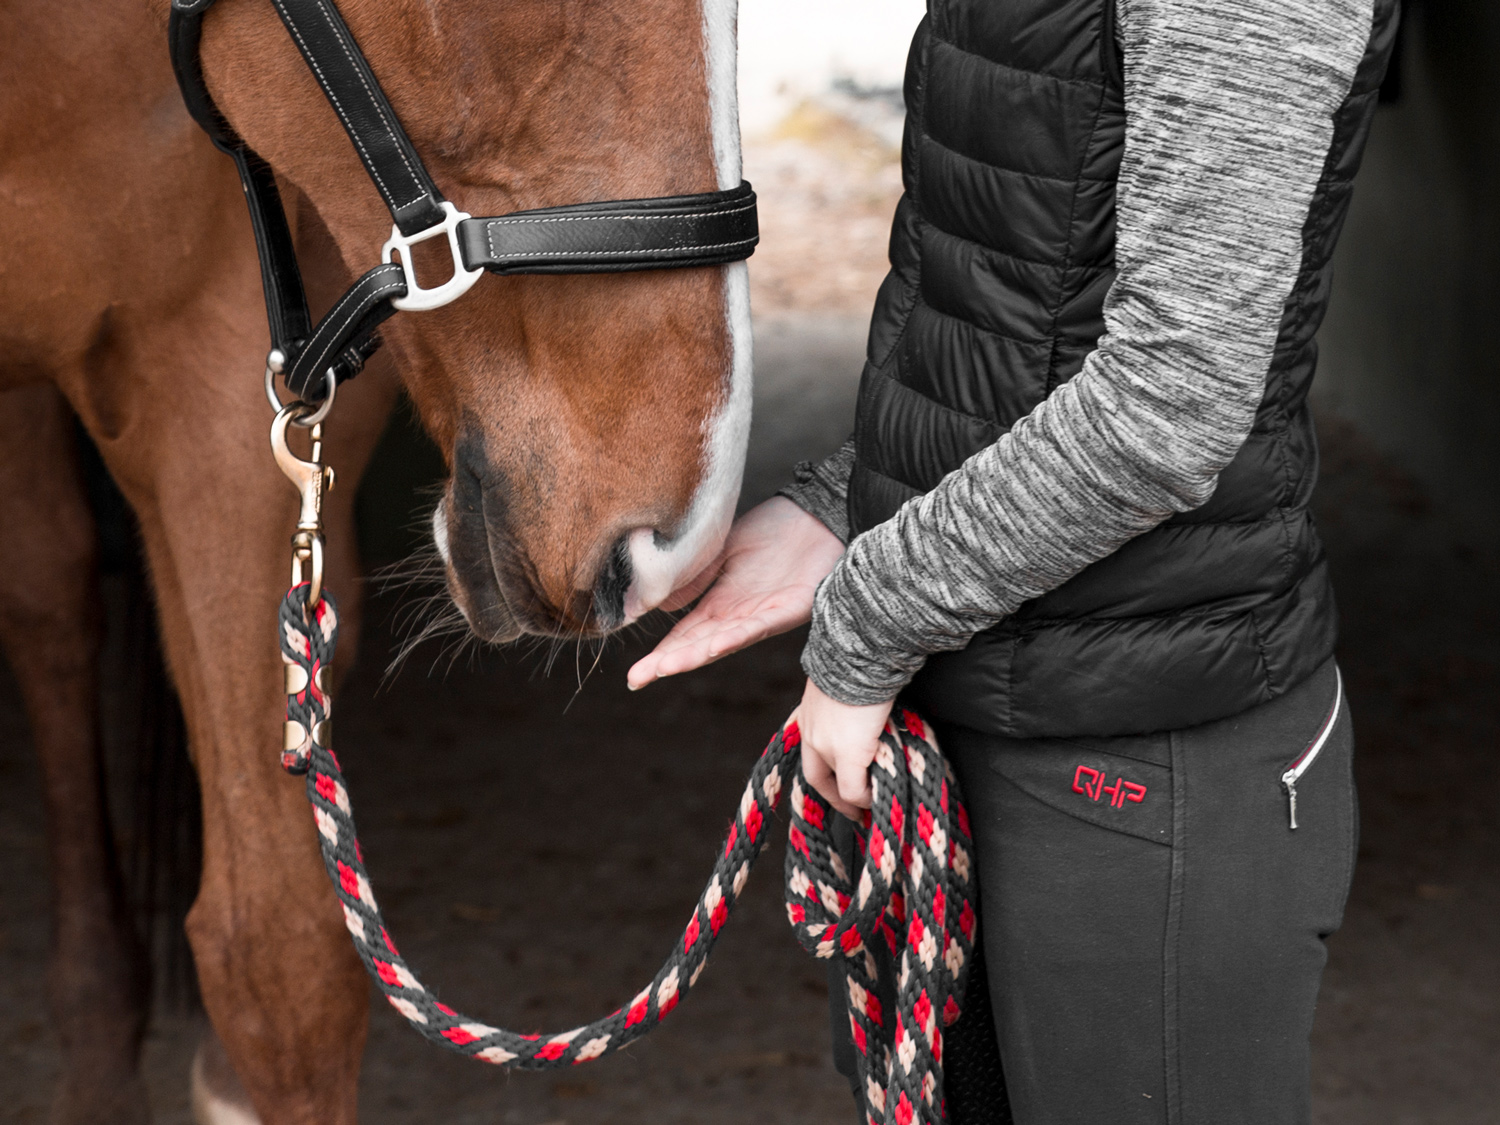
[432, 504, 451, 564]
[622, 0, 753, 621]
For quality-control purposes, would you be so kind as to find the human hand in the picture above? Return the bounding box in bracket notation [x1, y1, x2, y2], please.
[626, 497, 844, 690]
[792, 678, 895, 820]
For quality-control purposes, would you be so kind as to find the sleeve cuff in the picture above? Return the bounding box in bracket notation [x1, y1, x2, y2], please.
[777, 439, 856, 544]
[798, 561, 929, 706]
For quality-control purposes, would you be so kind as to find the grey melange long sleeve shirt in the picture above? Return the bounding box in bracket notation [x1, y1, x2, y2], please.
[780, 0, 1375, 706]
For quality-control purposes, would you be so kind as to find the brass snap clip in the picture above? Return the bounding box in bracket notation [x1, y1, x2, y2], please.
[270, 405, 336, 608]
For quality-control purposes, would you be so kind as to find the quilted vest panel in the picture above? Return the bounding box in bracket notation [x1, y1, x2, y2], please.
[847, 0, 1399, 737]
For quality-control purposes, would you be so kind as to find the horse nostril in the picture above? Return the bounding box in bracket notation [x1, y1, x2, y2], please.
[592, 536, 632, 630]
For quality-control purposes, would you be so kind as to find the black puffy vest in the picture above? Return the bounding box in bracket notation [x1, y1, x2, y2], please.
[849, 0, 1399, 738]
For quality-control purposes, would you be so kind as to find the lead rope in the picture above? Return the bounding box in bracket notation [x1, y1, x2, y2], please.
[279, 582, 977, 1125]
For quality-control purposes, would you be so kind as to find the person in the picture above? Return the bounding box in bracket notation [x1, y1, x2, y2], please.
[629, 0, 1399, 1120]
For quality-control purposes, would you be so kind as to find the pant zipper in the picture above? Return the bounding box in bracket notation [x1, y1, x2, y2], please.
[1279, 668, 1343, 830]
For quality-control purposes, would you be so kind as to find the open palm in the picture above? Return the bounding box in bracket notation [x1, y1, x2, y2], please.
[627, 497, 844, 689]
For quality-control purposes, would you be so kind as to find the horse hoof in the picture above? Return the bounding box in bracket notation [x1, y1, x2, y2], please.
[190, 1031, 261, 1125]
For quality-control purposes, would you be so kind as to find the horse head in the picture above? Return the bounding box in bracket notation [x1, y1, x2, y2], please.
[193, 0, 750, 640]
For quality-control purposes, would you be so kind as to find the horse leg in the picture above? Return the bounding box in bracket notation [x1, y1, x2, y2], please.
[0, 383, 150, 1124]
[92, 348, 397, 1125]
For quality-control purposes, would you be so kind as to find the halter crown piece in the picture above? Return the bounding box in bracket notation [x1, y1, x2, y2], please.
[167, 0, 759, 403]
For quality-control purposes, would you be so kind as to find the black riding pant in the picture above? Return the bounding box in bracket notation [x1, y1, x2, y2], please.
[829, 659, 1356, 1125]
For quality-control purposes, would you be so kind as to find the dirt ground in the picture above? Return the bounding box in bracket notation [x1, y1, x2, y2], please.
[744, 107, 904, 316]
[2, 125, 1498, 1122]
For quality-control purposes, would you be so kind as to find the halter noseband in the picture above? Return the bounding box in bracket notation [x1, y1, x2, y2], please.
[167, 0, 759, 402]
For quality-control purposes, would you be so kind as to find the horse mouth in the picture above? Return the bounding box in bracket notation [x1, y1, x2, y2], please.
[430, 421, 736, 642]
[433, 504, 522, 642]
[432, 500, 633, 643]
[591, 538, 633, 630]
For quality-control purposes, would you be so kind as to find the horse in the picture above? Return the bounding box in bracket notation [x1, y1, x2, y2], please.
[0, 0, 750, 1119]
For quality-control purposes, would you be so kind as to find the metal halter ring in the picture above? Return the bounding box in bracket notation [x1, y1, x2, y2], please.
[381, 201, 484, 312]
[264, 352, 338, 428]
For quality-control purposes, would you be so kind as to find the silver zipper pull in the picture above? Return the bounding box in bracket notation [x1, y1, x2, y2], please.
[1281, 771, 1298, 830]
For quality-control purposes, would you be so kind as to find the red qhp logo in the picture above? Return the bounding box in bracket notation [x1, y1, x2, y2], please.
[1073, 766, 1147, 809]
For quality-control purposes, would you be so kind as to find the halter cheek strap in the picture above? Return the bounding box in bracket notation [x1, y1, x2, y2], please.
[167, 0, 758, 402]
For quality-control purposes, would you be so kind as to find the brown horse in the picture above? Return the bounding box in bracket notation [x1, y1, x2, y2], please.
[0, 0, 749, 1119]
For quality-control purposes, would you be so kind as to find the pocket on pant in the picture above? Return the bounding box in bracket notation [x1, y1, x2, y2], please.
[1278, 667, 1344, 831]
[986, 739, 1172, 845]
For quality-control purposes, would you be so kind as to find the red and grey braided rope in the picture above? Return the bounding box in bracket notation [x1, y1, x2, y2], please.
[279, 583, 977, 1124]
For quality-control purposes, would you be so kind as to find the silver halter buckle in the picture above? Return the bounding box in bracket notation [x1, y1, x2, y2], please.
[381, 201, 484, 311]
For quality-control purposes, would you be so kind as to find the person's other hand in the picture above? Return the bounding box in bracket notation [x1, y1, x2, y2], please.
[626, 497, 843, 690]
[792, 678, 895, 819]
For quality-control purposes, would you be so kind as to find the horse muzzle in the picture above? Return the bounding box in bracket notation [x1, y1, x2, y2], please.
[433, 483, 635, 642]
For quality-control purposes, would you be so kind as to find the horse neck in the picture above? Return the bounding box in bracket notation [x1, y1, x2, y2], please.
[0, 0, 259, 404]
[2, 0, 185, 166]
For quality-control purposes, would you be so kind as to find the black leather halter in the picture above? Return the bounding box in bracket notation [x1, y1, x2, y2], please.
[167, 0, 759, 402]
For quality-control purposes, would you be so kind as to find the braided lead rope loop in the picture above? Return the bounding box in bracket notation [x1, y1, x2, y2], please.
[277, 586, 976, 1112]
[279, 583, 336, 775]
[784, 715, 977, 1125]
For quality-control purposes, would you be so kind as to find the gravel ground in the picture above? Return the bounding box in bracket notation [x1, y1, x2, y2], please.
[2, 127, 1496, 1123]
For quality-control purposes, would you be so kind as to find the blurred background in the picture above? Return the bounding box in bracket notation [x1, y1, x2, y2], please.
[1, 1, 1497, 1121]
